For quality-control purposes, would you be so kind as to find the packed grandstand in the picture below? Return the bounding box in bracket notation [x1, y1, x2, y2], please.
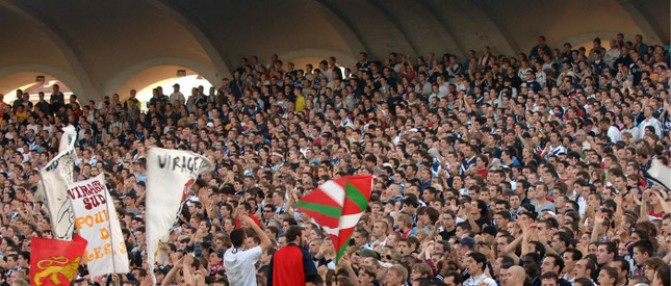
[0, 33, 670, 286]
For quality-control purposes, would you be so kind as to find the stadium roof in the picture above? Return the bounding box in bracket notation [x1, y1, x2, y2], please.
[0, 0, 668, 101]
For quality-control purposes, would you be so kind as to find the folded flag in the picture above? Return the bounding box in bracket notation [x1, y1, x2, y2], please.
[294, 175, 373, 263]
[40, 125, 78, 240]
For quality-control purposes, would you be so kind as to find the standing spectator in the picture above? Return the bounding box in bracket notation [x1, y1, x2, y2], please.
[49, 84, 65, 113]
[224, 215, 271, 285]
[35, 92, 51, 114]
[169, 83, 185, 105]
[530, 36, 552, 61]
[268, 226, 320, 286]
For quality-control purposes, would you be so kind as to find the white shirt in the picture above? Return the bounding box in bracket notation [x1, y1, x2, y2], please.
[415, 81, 432, 96]
[622, 126, 640, 140]
[439, 83, 450, 98]
[546, 144, 567, 160]
[464, 273, 497, 286]
[604, 49, 621, 68]
[324, 67, 334, 82]
[607, 126, 621, 143]
[638, 117, 662, 139]
[169, 91, 185, 105]
[224, 246, 263, 286]
[26, 124, 39, 134]
[570, 191, 587, 217]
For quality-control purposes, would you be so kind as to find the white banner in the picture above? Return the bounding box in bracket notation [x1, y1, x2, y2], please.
[40, 125, 77, 240]
[68, 173, 129, 279]
[145, 148, 214, 285]
[59, 125, 77, 153]
[648, 159, 671, 192]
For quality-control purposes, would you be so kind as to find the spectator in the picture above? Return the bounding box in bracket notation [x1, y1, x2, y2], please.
[0, 31, 668, 286]
[224, 215, 270, 285]
[463, 252, 497, 286]
[268, 226, 320, 286]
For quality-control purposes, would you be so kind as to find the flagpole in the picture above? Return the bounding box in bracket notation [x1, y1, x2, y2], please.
[103, 180, 118, 276]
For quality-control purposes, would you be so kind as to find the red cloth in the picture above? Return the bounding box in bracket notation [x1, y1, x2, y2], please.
[476, 168, 489, 178]
[269, 243, 320, 286]
[235, 214, 261, 229]
[30, 234, 88, 286]
[648, 209, 664, 220]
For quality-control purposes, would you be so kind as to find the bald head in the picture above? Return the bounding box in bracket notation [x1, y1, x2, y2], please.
[503, 266, 526, 286]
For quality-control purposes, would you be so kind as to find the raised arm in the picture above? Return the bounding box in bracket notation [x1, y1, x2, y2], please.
[638, 189, 651, 222]
[467, 206, 482, 233]
[240, 215, 271, 250]
[339, 255, 360, 286]
[161, 256, 184, 286]
[182, 254, 195, 286]
[503, 232, 524, 255]
[590, 214, 605, 243]
[520, 220, 533, 256]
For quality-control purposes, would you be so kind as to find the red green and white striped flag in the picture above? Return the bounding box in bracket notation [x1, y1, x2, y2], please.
[293, 175, 373, 263]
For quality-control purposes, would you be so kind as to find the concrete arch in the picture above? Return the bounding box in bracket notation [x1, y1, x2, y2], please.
[0, 64, 85, 97]
[462, 1, 519, 55]
[308, 0, 368, 54]
[615, 0, 666, 43]
[365, 0, 421, 56]
[314, 0, 374, 57]
[554, 31, 623, 50]
[144, 0, 233, 78]
[280, 49, 359, 69]
[414, 0, 467, 57]
[102, 57, 218, 98]
[0, 0, 99, 101]
[315, 0, 416, 59]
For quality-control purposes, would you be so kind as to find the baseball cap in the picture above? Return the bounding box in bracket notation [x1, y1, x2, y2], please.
[357, 249, 380, 260]
[386, 251, 403, 261]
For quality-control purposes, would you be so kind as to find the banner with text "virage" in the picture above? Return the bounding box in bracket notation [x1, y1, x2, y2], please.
[145, 147, 214, 285]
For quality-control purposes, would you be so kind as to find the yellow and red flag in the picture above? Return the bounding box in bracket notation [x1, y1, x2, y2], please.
[30, 234, 88, 286]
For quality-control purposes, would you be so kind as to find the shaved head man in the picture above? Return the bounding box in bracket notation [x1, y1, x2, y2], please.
[502, 266, 526, 286]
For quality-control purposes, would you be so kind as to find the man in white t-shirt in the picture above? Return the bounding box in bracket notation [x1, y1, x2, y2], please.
[169, 83, 185, 105]
[463, 252, 497, 286]
[224, 215, 271, 286]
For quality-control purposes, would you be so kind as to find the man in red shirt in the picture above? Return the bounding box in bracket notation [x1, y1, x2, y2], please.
[235, 202, 261, 228]
[268, 226, 321, 286]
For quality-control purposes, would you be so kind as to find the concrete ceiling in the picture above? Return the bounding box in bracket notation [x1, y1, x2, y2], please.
[0, 0, 668, 101]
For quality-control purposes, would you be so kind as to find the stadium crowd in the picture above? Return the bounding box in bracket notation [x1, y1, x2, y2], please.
[0, 32, 669, 286]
